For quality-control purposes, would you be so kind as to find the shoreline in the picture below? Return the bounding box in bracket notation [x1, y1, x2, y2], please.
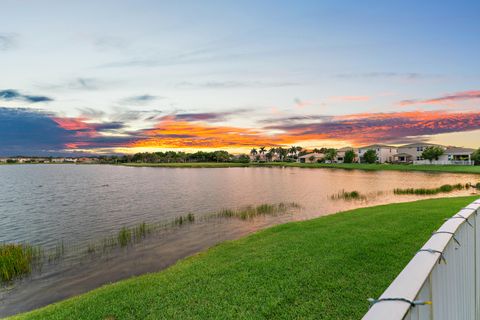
[10, 196, 479, 319]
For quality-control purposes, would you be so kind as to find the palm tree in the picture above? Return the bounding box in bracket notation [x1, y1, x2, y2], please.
[288, 146, 297, 158]
[277, 147, 288, 161]
[259, 146, 266, 160]
[250, 148, 258, 156]
[268, 147, 277, 161]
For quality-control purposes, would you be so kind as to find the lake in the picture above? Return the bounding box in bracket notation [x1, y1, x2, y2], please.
[1, 164, 479, 316]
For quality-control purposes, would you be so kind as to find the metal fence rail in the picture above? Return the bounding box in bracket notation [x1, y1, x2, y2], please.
[413, 160, 475, 166]
[362, 199, 480, 320]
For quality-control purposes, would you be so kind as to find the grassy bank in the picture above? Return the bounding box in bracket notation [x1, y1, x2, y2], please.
[121, 162, 480, 174]
[12, 196, 479, 320]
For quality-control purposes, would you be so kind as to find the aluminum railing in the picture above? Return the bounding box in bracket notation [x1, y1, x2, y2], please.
[413, 160, 474, 166]
[362, 199, 480, 320]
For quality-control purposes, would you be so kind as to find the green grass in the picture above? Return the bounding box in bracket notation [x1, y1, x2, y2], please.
[121, 162, 480, 174]
[394, 183, 467, 195]
[11, 196, 479, 320]
[0, 243, 41, 283]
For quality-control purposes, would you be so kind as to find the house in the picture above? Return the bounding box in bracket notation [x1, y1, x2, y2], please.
[297, 153, 324, 163]
[335, 147, 357, 163]
[358, 145, 397, 163]
[395, 143, 444, 163]
[440, 147, 475, 165]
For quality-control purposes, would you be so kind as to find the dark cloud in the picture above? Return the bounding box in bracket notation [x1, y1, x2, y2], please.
[121, 94, 160, 105]
[266, 111, 480, 144]
[0, 107, 134, 155]
[0, 89, 53, 103]
[0, 108, 73, 155]
[165, 109, 251, 122]
[258, 115, 333, 124]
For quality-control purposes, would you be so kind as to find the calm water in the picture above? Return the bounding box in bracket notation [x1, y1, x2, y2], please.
[1, 164, 479, 316]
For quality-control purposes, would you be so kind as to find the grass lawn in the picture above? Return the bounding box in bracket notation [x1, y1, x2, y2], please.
[121, 162, 480, 174]
[12, 196, 479, 320]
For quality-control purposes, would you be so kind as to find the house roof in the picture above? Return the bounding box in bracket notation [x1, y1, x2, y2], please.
[298, 153, 324, 159]
[398, 143, 443, 148]
[445, 147, 475, 154]
[358, 144, 395, 150]
[337, 147, 354, 152]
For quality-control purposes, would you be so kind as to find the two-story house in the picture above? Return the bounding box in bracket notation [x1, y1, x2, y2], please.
[358, 145, 397, 163]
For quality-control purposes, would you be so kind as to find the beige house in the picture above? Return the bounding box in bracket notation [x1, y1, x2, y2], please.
[358, 145, 397, 163]
[335, 147, 357, 163]
[297, 153, 324, 163]
[395, 143, 444, 163]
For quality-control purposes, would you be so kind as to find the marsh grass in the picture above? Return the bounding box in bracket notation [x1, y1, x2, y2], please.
[0, 243, 42, 283]
[394, 183, 467, 195]
[2, 202, 301, 284]
[213, 203, 301, 220]
[331, 190, 366, 201]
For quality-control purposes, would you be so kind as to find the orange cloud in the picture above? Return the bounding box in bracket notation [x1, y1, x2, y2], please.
[130, 110, 480, 149]
[399, 90, 480, 106]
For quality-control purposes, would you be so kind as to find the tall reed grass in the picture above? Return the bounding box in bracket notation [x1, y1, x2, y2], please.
[393, 183, 466, 195]
[330, 190, 366, 200]
[214, 203, 301, 220]
[0, 243, 41, 282]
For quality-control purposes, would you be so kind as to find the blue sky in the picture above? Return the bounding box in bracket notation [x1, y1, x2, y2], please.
[0, 0, 479, 155]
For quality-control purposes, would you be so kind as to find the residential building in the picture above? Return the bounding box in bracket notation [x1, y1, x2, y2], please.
[358, 145, 397, 163]
[297, 153, 324, 163]
[412, 147, 476, 165]
[335, 147, 357, 163]
[395, 143, 444, 163]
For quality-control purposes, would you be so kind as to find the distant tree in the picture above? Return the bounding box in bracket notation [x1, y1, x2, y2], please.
[250, 148, 258, 158]
[422, 146, 444, 162]
[363, 149, 377, 164]
[259, 146, 266, 156]
[235, 154, 250, 163]
[277, 147, 288, 161]
[324, 148, 337, 162]
[343, 150, 356, 163]
[313, 148, 321, 154]
[471, 148, 480, 165]
[308, 155, 315, 162]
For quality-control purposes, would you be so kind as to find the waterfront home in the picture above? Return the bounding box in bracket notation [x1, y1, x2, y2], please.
[358, 145, 397, 163]
[297, 153, 324, 163]
[394, 143, 444, 163]
[413, 146, 476, 165]
[335, 147, 356, 163]
[0, 157, 8, 163]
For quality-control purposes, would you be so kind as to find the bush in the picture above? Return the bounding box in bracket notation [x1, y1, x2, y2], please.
[422, 146, 444, 162]
[343, 150, 356, 163]
[362, 150, 377, 164]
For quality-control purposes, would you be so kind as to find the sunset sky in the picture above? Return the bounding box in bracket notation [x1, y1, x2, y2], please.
[1, 0, 479, 156]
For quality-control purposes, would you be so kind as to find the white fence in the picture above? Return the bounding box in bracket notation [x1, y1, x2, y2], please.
[413, 160, 474, 166]
[362, 199, 480, 320]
